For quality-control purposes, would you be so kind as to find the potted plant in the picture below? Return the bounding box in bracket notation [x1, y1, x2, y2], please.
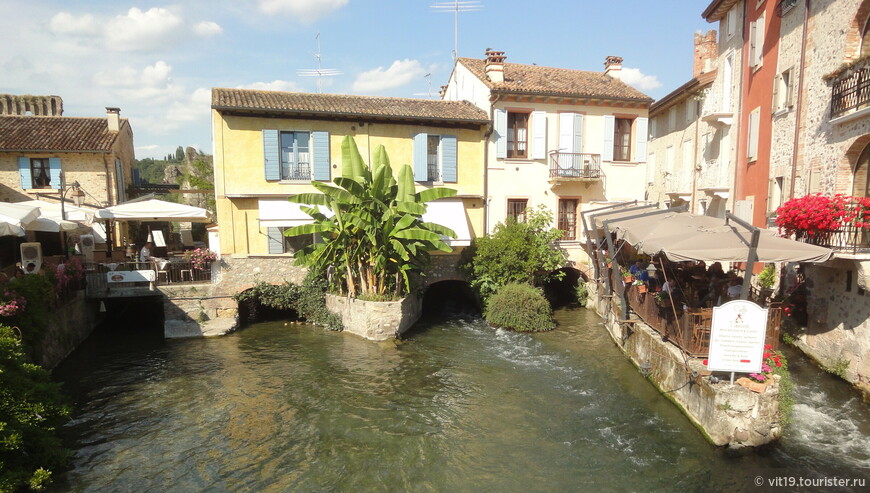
[654, 291, 671, 308]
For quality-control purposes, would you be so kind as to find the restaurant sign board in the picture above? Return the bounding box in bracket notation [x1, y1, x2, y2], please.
[708, 300, 768, 373]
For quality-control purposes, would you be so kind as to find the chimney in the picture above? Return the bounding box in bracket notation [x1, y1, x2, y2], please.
[693, 30, 718, 77]
[484, 49, 506, 83]
[604, 56, 623, 77]
[439, 85, 448, 99]
[106, 107, 120, 132]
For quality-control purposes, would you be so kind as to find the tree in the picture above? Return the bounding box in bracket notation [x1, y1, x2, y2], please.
[284, 136, 457, 299]
[460, 205, 567, 303]
[175, 146, 184, 161]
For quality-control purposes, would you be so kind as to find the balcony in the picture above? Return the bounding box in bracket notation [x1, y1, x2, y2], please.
[548, 152, 601, 184]
[830, 61, 870, 120]
[776, 200, 870, 254]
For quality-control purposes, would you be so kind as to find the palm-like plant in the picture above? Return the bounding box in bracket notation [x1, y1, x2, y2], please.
[284, 136, 458, 298]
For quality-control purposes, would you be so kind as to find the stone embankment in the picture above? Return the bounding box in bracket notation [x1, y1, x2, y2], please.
[588, 282, 782, 448]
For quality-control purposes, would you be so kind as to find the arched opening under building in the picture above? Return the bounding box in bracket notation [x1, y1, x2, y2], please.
[420, 280, 480, 319]
[235, 288, 300, 326]
[543, 267, 587, 308]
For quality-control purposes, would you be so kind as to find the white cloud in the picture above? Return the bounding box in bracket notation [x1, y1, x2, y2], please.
[94, 61, 182, 102]
[194, 21, 223, 37]
[612, 67, 661, 92]
[352, 59, 426, 93]
[257, 0, 348, 23]
[105, 7, 183, 51]
[238, 80, 301, 92]
[49, 12, 99, 36]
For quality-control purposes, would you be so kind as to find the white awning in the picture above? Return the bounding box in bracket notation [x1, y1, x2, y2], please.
[422, 199, 472, 246]
[258, 199, 332, 227]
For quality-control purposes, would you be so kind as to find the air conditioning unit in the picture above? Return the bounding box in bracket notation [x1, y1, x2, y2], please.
[79, 234, 95, 263]
[20, 242, 42, 275]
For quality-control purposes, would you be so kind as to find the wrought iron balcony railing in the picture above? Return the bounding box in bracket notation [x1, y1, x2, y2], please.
[830, 63, 870, 118]
[548, 152, 602, 180]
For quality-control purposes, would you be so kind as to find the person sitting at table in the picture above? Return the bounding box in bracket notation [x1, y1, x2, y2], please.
[140, 242, 153, 263]
[707, 261, 726, 279]
[629, 260, 645, 277]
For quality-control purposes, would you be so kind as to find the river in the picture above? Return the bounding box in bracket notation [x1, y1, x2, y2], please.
[52, 307, 870, 492]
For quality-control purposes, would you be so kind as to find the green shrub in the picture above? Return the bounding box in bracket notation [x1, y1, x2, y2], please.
[575, 281, 589, 306]
[0, 325, 70, 492]
[4, 274, 55, 355]
[232, 272, 343, 331]
[484, 283, 554, 332]
[757, 264, 776, 289]
[460, 206, 567, 304]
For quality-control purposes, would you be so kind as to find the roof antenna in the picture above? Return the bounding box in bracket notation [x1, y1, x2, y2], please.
[297, 32, 342, 93]
[431, 1, 483, 60]
[413, 73, 435, 99]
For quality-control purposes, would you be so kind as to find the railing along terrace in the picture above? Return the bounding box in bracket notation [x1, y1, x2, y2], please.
[831, 63, 870, 118]
[786, 204, 870, 253]
[285, 164, 311, 181]
[427, 163, 440, 182]
[624, 284, 781, 358]
[549, 152, 601, 179]
[84, 260, 213, 297]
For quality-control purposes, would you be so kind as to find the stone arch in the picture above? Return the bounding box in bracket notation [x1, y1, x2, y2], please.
[543, 267, 587, 307]
[421, 279, 479, 317]
[849, 0, 870, 61]
[839, 135, 870, 195]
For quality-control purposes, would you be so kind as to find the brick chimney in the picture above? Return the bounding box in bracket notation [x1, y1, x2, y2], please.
[693, 30, 718, 77]
[604, 56, 623, 77]
[484, 49, 506, 83]
[439, 85, 448, 98]
[106, 107, 120, 132]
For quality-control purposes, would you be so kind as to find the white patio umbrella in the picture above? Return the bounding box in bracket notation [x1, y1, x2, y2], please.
[0, 202, 41, 237]
[95, 199, 210, 222]
[16, 199, 91, 233]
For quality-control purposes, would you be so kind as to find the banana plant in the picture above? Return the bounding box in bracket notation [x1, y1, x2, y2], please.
[285, 136, 458, 298]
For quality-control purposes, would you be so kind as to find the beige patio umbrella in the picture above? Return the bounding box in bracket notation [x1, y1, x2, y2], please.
[0, 202, 41, 237]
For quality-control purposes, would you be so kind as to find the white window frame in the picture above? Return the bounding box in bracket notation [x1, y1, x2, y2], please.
[726, 7, 737, 40]
[749, 13, 765, 69]
[747, 108, 760, 161]
[773, 67, 794, 113]
[668, 107, 677, 132]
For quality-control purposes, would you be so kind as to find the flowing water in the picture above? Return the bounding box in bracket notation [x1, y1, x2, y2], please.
[52, 308, 870, 492]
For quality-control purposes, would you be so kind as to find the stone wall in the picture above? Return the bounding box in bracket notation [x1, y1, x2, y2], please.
[212, 255, 308, 295]
[797, 262, 870, 395]
[37, 292, 97, 369]
[160, 283, 238, 338]
[588, 281, 782, 447]
[325, 294, 421, 341]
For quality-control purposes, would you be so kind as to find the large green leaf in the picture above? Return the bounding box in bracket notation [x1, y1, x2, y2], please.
[372, 145, 390, 168]
[287, 193, 330, 206]
[312, 181, 360, 204]
[333, 177, 367, 199]
[396, 164, 415, 203]
[389, 214, 418, 236]
[415, 187, 458, 203]
[284, 223, 332, 236]
[340, 135, 366, 179]
[396, 201, 426, 215]
[420, 221, 456, 238]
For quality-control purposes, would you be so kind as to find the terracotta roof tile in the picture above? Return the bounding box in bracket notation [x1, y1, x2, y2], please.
[457, 57, 654, 103]
[0, 116, 122, 152]
[212, 88, 489, 124]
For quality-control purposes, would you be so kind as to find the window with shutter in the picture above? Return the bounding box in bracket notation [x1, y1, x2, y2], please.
[507, 112, 529, 158]
[602, 115, 615, 162]
[531, 111, 546, 160]
[494, 109, 507, 159]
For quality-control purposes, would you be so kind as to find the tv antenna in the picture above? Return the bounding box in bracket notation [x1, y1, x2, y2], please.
[297, 32, 342, 93]
[430, 1, 483, 60]
[413, 73, 435, 98]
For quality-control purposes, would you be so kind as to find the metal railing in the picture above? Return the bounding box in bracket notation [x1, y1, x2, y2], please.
[283, 164, 311, 181]
[831, 64, 870, 118]
[624, 284, 781, 357]
[791, 227, 870, 253]
[427, 163, 440, 182]
[548, 152, 602, 179]
[84, 260, 213, 297]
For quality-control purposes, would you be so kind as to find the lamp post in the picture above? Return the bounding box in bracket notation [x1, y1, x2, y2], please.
[59, 171, 84, 221]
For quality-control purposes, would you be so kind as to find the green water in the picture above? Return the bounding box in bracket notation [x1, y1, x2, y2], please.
[53, 308, 870, 492]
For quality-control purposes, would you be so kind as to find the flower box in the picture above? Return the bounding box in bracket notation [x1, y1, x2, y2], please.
[637, 284, 647, 294]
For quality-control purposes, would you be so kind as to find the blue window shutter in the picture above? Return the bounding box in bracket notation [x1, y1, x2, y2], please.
[18, 157, 32, 189]
[263, 129, 280, 180]
[531, 111, 546, 160]
[441, 135, 458, 183]
[635, 117, 648, 163]
[494, 109, 507, 159]
[312, 131, 330, 181]
[413, 133, 428, 181]
[573, 114, 584, 154]
[49, 157, 62, 190]
[267, 227, 284, 254]
[602, 115, 615, 162]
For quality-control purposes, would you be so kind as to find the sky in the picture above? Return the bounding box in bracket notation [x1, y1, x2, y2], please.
[1, 0, 712, 160]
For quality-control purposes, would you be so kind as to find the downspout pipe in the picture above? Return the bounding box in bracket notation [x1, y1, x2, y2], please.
[788, 0, 810, 199]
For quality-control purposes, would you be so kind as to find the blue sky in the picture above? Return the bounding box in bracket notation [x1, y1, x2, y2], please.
[2, 1, 711, 160]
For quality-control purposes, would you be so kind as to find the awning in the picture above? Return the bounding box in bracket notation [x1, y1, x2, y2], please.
[17, 199, 93, 233]
[257, 199, 333, 227]
[604, 208, 833, 264]
[96, 199, 210, 222]
[0, 202, 40, 237]
[422, 199, 472, 246]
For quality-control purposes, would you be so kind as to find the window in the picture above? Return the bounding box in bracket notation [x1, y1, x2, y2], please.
[649, 117, 657, 139]
[852, 143, 870, 198]
[414, 133, 457, 182]
[749, 13, 765, 68]
[558, 199, 578, 240]
[686, 100, 696, 122]
[30, 158, 51, 188]
[507, 112, 529, 158]
[769, 176, 784, 213]
[668, 107, 677, 131]
[280, 131, 311, 181]
[613, 118, 632, 162]
[722, 54, 734, 112]
[861, 14, 870, 58]
[427, 135, 441, 181]
[725, 7, 737, 39]
[507, 199, 528, 222]
[747, 108, 760, 161]
[267, 227, 314, 254]
[773, 68, 793, 112]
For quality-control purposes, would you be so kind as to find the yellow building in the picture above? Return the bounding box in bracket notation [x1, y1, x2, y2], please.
[211, 88, 489, 259]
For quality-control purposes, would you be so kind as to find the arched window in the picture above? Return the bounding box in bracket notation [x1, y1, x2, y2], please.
[861, 14, 870, 58]
[853, 142, 870, 197]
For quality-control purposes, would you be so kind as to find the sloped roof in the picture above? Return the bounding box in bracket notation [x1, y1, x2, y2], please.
[212, 88, 489, 125]
[650, 69, 717, 116]
[702, 0, 740, 22]
[0, 115, 124, 152]
[456, 57, 654, 103]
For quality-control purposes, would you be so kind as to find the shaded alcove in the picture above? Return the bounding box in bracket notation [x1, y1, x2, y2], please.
[543, 267, 587, 308]
[421, 280, 480, 319]
[235, 289, 299, 327]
